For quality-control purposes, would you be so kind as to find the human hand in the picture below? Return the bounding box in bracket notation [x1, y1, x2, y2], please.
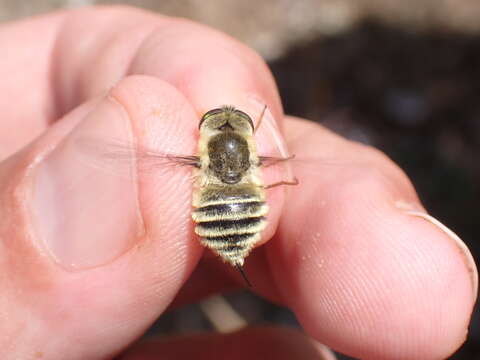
[0, 6, 476, 360]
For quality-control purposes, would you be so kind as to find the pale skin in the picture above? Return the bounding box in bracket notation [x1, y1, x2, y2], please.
[0, 6, 476, 360]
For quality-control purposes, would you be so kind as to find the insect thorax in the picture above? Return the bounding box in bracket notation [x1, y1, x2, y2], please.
[207, 131, 251, 185]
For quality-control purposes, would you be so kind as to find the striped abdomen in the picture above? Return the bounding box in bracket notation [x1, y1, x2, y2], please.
[192, 184, 268, 266]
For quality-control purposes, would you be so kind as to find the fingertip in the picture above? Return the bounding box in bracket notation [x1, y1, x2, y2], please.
[268, 117, 475, 359]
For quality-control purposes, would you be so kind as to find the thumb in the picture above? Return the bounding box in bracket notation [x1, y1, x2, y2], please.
[0, 76, 202, 359]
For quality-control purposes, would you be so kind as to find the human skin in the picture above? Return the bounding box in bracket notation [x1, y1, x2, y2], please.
[0, 6, 476, 360]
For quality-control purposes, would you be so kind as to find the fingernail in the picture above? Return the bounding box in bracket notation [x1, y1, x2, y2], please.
[396, 201, 478, 299]
[32, 97, 144, 270]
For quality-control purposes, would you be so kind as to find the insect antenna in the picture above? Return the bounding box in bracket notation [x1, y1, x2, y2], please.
[236, 264, 252, 287]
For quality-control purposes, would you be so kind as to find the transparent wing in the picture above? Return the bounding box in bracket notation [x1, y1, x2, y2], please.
[246, 102, 372, 189]
[74, 137, 200, 179]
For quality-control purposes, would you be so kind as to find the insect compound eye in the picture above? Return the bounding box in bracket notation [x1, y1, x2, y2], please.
[198, 108, 225, 130]
[231, 109, 254, 133]
[199, 106, 254, 133]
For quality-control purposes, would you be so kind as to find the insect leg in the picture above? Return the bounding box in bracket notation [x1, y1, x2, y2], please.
[258, 154, 296, 167]
[253, 104, 267, 134]
[264, 177, 299, 189]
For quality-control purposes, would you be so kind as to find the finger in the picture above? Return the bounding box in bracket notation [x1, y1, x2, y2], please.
[0, 6, 282, 162]
[121, 327, 336, 360]
[0, 76, 203, 359]
[0, 12, 65, 159]
[265, 116, 477, 359]
[53, 7, 282, 124]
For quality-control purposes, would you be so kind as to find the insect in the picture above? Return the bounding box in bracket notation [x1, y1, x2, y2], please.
[77, 105, 298, 286]
[191, 106, 297, 286]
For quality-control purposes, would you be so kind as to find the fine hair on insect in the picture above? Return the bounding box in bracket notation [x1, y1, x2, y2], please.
[190, 105, 298, 287]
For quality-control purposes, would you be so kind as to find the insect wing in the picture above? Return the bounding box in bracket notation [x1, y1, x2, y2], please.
[74, 137, 199, 179]
[255, 121, 368, 188]
[242, 99, 365, 187]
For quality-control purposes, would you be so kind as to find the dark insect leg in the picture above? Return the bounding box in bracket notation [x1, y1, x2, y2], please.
[253, 104, 267, 134]
[236, 264, 252, 287]
[264, 177, 299, 189]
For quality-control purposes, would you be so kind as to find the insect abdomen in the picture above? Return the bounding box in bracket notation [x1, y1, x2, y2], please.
[192, 185, 268, 266]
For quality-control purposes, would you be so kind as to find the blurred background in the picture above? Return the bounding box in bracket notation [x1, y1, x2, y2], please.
[2, 1, 478, 359]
